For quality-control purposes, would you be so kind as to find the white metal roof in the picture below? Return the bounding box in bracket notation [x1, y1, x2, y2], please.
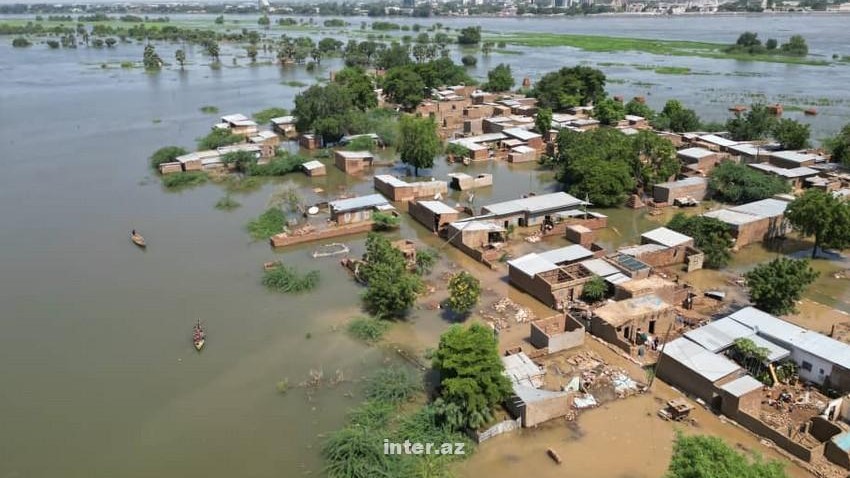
[450, 220, 505, 233]
[662, 337, 742, 383]
[749, 163, 819, 178]
[641, 227, 692, 248]
[220, 113, 249, 123]
[618, 243, 668, 257]
[302, 160, 324, 170]
[580, 258, 621, 278]
[678, 147, 715, 160]
[654, 176, 707, 189]
[482, 192, 585, 216]
[508, 253, 558, 277]
[329, 194, 390, 213]
[698, 134, 738, 148]
[538, 245, 594, 264]
[503, 127, 542, 141]
[684, 317, 755, 352]
[417, 200, 458, 215]
[502, 352, 543, 387]
[719, 375, 763, 397]
[729, 198, 789, 219]
[771, 150, 822, 164]
[728, 143, 763, 157]
[605, 273, 631, 285]
[375, 175, 408, 188]
[270, 115, 295, 124]
[511, 145, 537, 154]
[703, 208, 762, 226]
[336, 150, 373, 159]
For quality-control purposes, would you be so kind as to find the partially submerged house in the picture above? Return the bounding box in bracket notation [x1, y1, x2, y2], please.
[408, 200, 461, 233]
[329, 193, 392, 225]
[446, 219, 507, 267]
[616, 227, 704, 271]
[769, 150, 825, 169]
[299, 133, 322, 150]
[270, 115, 297, 138]
[270, 194, 393, 248]
[749, 163, 820, 190]
[216, 114, 259, 136]
[677, 147, 725, 174]
[480, 192, 587, 229]
[703, 197, 792, 248]
[530, 313, 585, 353]
[657, 336, 744, 404]
[588, 294, 676, 353]
[502, 352, 571, 428]
[508, 145, 538, 163]
[447, 172, 493, 190]
[507, 245, 598, 309]
[652, 177, 709, 205]
[373, 175, 448, 202]
[334, 150, 375, 174]
[301, 160, 326, 177]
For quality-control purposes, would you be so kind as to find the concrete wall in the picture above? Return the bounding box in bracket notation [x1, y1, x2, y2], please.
[733, 215, 790, 248]
[824, 439, 850, 469]
[734, 410, 820, 462]
[474, 417, 522, 443]
[408, 201, 459, 233]
[530, 314, 585, 353]
[657, 354, 740, 404]
[653, 179, 709, 204]
[829, 365, 850, 393]
[524, 394, 572, 427]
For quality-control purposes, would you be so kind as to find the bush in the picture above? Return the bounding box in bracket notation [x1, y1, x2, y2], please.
[345, 135, 376, 152]
[581, 275, 606, 302]
[347, 316, 390, 344]
[197, 129, 242, 150]
[12, 37, 31, 47]
[252, 107, 288, 124]
[372, 211, 400, 230]
[262, 265, 320, 293]
[246, 208, 286, 239]
[162, 171, 207, 189]
[447, 272, 480, 314]
[415, 249, 438, 275]
[247, 152, 308, 176]
[214, 195, 241, 211]
[461, 54, 477, 67]
[364, 366, 420, 403]
[347, 401, 395, 429]
[709, 161, 790, 204]
[150, 146, 188, 169]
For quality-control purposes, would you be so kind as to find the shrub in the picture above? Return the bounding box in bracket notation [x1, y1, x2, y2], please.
[253, 107, 288, 124]
[246, 208, 286, 239]
[150, 146, 188, 169]
[581, 275, 606, 302]
[461, 54, 477, 67]
[12, 37, 31, 47]
[447, 271, 480, 314]
[262, 265, 320, 293]
[347, 316, 390, 344]
[364, 366, 420, 403]
[214, 194, 241, 211]
[372, 211, 400, 230]
[415, 248, 438, 275]
[161, 171, 207, 189]
[197, 129, 242, 150]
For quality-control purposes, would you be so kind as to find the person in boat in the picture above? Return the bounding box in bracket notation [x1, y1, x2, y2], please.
[132, 229, 136, 236]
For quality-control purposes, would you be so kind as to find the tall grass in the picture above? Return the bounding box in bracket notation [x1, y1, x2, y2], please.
[262, 265, 320, 293]
[246, 208, 286, 239]
[347, 316, 390, 344]
[162, 171, 207, 189]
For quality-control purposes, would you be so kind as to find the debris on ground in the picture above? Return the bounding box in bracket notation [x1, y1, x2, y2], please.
[482, 297, 536, 330]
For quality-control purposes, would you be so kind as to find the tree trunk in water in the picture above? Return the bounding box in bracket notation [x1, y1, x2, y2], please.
[812, 236, 820, 259]
[414, 166, 419, 177]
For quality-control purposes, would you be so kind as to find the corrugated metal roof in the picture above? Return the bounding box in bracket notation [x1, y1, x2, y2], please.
[703, 208, 762, 226]
[508, 253, 558, 277]
[502, 353, 543, 386]
[684, 317, 755, 352]
[511, 145, 537, 154]
[336, 150, 373, 159]
[771, 150, 821, 164]
[662, 337, 742, 382]
[749, 163, 819, 178]
[417, 200, 458, 215]
[618, 243, 668, 257]
[748, 334, 791, 363]
[678, 147, 715, 159]
[512, 384, 570, 403]
[302, 160, 324, 170]
[729, 198, 789, 219]
[580, 258, 621, 278]
[641, 227, 692, 248]
[538, 245, 594, 264]
[221, 113, 249, 123]
[605, 273, 631, 285]
[699, 134, 738, 147]
[503, 128, 541, 141]
[450, 220, 505, 233]
[329, 194, 389, 213]
[719, 375, 763, 397]
[482, 192, 585, 216]
[654, 176, 708, 189]
[375, 175, 408, 188]
[270, 115, 295, 124]
[727, 306, 850, 369]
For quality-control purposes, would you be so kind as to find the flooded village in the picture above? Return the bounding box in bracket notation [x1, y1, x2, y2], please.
[6, 8, 850, 478]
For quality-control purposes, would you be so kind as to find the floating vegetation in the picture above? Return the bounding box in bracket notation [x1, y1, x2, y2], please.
[224, 175, 262, 193]
[276, 378, 290, 395]
[199, 105, 219, 114]
[281, 80, 308, 87]
[214, 194, 241, 211]
[652, 66, 692, 75]
[246, 207, 286, 240]
[364, 366, 420, 404]
[262, 264, 320, 293]
[495, 49, 523, 55]
[162, 171, 207, 189]
[347, 316, 390, 344]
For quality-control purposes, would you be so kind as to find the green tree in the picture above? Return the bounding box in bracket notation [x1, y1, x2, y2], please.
[150, 146, 187, 169]
[581, 275, 606, 302]
[827, 123, 850, 165]
[785, 189, 850, 258]
[652, 100, 701, 132]
[258, 15, 270, 27]
[484, 63, 514, 92]
[214, 15, 224, 24]
[334, 67, 377, 110]
[666, 434, 787, 478]
[535, 107, 553, 134]
[667, 214, 734, 268]
[630, 130, 680, 189]
[447, 272, 481, 315]
[726, 103, 777, 141]
[292, 83, 353, 143]
[594, 97, 626, 125]
[432, 323, 512, 431]
[456, 26, 481, 45]
[398, 115, 440, 176]
[246, 44, 258, 63]
[708, 161, 790, 204]
[197, 129, 242, 150]
[461, 54, 477, 67]
[174, 49, 186, 70]
[382, 66, 425, 111]
[780, 35, 808, 56]
[766, 38, 778, 50]
[202, 40, 220, 63]
[142, 44, 162, 70]
[554, 128, 635, 207]
[533, 66, 607, 111]
[362, 262, 423, 318]
[625, 99, 654, 120]
[744, 258, 818, 315]
[772, 118, 810, 150]
[12, 37, 31, 47]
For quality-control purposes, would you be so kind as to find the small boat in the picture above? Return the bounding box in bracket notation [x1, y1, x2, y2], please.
[130, 231, 146, 248]
[193, 319, 205, 351]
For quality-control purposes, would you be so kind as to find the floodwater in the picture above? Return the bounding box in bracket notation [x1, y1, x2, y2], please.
[1, 12, 849, 478]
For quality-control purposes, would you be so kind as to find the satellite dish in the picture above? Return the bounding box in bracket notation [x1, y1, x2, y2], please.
[307, 206, 319, 215]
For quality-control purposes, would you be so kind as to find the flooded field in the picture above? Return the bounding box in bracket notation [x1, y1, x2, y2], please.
[1, 12, 849, 478]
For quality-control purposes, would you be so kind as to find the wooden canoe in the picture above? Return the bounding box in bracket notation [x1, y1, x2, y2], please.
[194, 338, 205, 351]
[130, 232, 146, 248]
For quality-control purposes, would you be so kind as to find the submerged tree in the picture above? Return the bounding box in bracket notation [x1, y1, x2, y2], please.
[744, 258, 818, 315]
[447, 272, 481, 315]
[398, 115, 440, 176]
[785, 189, 850, 258]
[142, 44, 162, 70]
[174, 49, 186, 70]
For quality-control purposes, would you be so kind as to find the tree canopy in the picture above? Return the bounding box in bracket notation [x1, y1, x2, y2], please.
[535, 107, 552, 135]
[397, 115, 440, 176]
[772, 118, 810, 150]
[432, 323, 512, 431]
[744, 258, 818, 315]
[382, 67, 426, 111]
[726, 103, 777, 141]
[652, 100, 701, 133]
[360, 233, 424, 318]
[447, 272, 481, 315]
[456, 26, 481, 45]
[532, 66, 606, 111]
[485, 63, 514, 92]
[785, 189, 850, 258]
[334, 67, 377, 111]
[292, 83, 354, 143]
[625, 99, 654, 120]
[667, 213, 734, 268]
[665, 433, 787, 478]
[708, 161, 790, 204]
[594, 98, 625, 126]
[826, 123, 850, 166]
[150, 146, 188, 169]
